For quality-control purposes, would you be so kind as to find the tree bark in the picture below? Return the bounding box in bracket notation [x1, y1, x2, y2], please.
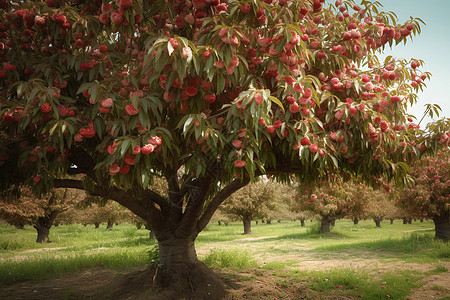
[94, 222, 100, 228]
[106, 220, 114, 230]
[266, 219, 271, 224]
[34, 211, 59, 243]
[320, 217, 331, 233]
[373, 217, 382, 228]
[152, 236, 226, 298]
[330, 219, 336, 227]
[300, 219, 305, 226]
[390, 218, 394, 225]
[353, 217, 359, 225]
[433, 212, 450, 241]
[243, 217, 251, 234]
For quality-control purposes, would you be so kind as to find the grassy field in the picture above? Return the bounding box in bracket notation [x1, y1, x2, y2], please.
[0, 219, 449, 299]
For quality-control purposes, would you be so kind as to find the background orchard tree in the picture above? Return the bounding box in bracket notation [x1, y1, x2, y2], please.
[0, 0, 448, 297]
[396, 150, 450, 241]
[220, 180, 275, 234]
[0, 188, 80, 242]
[295, 179, 371, 233]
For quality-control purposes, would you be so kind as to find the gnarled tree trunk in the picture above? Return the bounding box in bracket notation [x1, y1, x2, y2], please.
[34, 211, 59, 243]
[373, 217, 382, 228]
[320, 216, 333, 233]
[243, 217, 252, 234]
[433, 212, 450, 241]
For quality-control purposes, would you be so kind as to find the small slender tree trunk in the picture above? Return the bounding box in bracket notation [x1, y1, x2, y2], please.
[433, 213, 450, 241]
[266, 219, 271, 224]
[408, 217, 412, 224]
[402, 217, 407, 224]
[390, 218, 394, 225]
[217, 220, 221, 226]
[34, 211, 59, 243]
[300, 219, 305, 226]
[374, 217, 382, 228]
[94, 222, 100, 228]
[106, 220, 114, 230]
[255, 220, 258, 225]
[320, 217, 331, 233]
[353, 217, 359, 225]
[243, 217, 252, 234]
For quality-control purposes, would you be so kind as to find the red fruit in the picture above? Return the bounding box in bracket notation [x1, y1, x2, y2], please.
[240, 4, 251, 13]
[111, 12, 123, 25]
[380, 121, 389, 132]
[232, 140, 242, 149]
[79, 128, 96, 138]
[205, 94, 216, 104]
[124, 154, 135, 165]
[132, 145, 141, 154]
[289, 103, 299, 113]
[109, 164, 120, 176]
[141, 144, 155, 154]
[101, 98, 114, 108]
[300, 137, 310, 145]
[125, 104, 139, 115]
[148, 136, 162, 145]
[301, 107, 310, 115]
[4, 64, 17, 71]
[169, 38, 179, 50]
[120, 163, 130, 175]
[319, 149, 325, 156]
[390, 96, 401, 103]
[286, 96, 296, 104]
[254, 92, 263, 104]
[258, 118, 265, 125]
[266, 125, 275, 135]
[407, 117, 413, 122]
[99, 45, 108, 53]
[184, 86, 197, 97]
[273, 120, 282, 129]
[194, 119, 200, 127]
[107, 142, 117, 155]
[374, 116, 382, 123]
[293, 143, 300, 150]
[40, 103, 52, 113]
[309, 144, 318, 153]
[361, 75, 370, 83]
[234, 159, 246, 168]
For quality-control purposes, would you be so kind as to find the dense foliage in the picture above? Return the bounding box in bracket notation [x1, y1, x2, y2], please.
[0, 0, 448, 295]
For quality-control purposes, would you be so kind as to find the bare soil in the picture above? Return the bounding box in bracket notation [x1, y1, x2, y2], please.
[0, 237, 448, 300]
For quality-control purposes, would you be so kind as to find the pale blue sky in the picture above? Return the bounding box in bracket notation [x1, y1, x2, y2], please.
[369, 0, 450, 125]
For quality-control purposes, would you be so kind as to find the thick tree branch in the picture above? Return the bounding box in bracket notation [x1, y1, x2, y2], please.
[53, 179, 164, 228]
[174, 159, 223, 238]
[196, 177, 250, 233]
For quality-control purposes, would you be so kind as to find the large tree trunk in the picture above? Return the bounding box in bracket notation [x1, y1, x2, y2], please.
[373, 217, 382, 228]
[433, 213, 450, 241]
[320, 216, 332, 233]
[152, 235, 226, 299]
[34, 211, 59, 243]
[330, 219, 336, 227]
[243, 217, 251, 234]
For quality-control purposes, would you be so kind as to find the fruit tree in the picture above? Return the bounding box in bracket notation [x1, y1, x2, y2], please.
[0, 0, 448, 297]
[220, 179, 275, 234]
[396, 150, 449, 241]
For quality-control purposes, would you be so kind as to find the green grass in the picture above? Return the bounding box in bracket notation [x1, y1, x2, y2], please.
[0, 218, 448, 299]
[202, 248, 258, 269]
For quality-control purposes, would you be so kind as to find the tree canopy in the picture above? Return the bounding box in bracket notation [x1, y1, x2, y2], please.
[0, 0, 449, 296]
